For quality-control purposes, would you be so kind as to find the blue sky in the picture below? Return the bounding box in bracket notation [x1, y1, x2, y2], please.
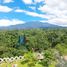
[0, 0, 67, 27]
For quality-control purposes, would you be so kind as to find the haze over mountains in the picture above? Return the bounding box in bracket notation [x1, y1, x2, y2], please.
[0, 22, 62, 30]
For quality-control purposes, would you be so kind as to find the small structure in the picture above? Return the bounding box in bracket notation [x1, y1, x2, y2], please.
[6, 58, 10, 61]
[36, 53, 44, 60]
[18, 56, 24, 59]
[3, 57, 11, 62]
[15, 56, 19, 60]
[0, 55, 24, 64]
[3, 58, 7, 62]
[0, 58, 3, 64]
[9, 57, 15, 63]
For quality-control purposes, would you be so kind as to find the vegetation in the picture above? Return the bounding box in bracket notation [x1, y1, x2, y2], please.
[0, 28, 67, 67]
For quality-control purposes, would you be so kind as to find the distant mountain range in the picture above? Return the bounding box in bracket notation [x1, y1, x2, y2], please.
[0, 22, 62, 30]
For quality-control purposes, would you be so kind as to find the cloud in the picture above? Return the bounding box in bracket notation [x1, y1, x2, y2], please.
[15, 9, 24, 12]
[22, 0, 33, 4]
[0, 5, 12, 12]
[29, 6, 36, 10]
[22, 0, 44, 4]
[3, 0, 14, 3]
[34, 0, 44, 3]
[48, 18, 67, 27]
[15, 9, 48, 19]
[40, 20, 48, 23]
[0, 19, 25, 26]
[38, 0, 67, 27]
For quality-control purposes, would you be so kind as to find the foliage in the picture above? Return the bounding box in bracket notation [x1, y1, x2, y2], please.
[0, 28, 67, 57]
[55, 43, 67, 55]
[21, 51, 38, 67]
[39, 49, 55, 67]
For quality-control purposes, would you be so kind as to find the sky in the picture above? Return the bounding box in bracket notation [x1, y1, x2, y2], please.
[0, 0, 67, 27]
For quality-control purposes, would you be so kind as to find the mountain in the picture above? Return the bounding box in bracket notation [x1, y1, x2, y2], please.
[0, 21, 62, 30]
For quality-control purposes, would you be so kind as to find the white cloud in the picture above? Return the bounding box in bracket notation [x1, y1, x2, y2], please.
[34, 0, 44, 3]
[3, 0, 13, 3]
[15, 9, 24, 12]
[22, 0, 44, 4]
[48, 18, 67, 27]
[15, 9, 48, 19]
[0, 19, 25, 26]
[29, 6, 36, 10]
[0, 5, 12, 12]
[22, 0, 33, 4]
[38, 0, 67, 27]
